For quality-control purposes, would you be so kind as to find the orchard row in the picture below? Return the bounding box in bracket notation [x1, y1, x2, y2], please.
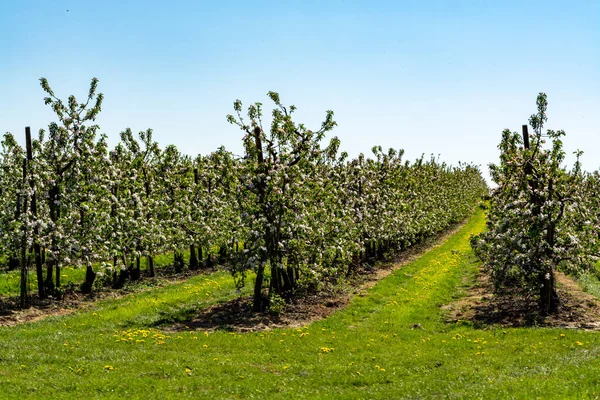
[2, 79, 488, 309]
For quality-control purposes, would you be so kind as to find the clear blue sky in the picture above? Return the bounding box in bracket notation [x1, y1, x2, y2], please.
[2, 0, 598, 180]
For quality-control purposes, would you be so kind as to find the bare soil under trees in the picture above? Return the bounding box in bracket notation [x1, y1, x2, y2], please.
[443, 270, 600, 330]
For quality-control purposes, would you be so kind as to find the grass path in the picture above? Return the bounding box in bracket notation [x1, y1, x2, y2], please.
[1, 208, 600, 399]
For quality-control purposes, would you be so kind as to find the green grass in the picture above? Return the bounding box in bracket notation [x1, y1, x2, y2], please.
[577, 273, 600, 299]
[0, 251, 196, 298]
[0, 266, 84, 297]
[1, 208, 600, 399]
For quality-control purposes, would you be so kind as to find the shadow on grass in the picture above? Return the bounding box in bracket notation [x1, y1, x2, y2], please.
[159, 293, 348, 333]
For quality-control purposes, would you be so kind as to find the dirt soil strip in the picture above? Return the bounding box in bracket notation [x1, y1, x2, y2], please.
[0, 292, 118, 327]
[165, 220, 470, 333]
[443, 270, 600, 330]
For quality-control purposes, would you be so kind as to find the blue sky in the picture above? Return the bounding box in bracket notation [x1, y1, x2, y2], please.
[2, 0, 598, 180]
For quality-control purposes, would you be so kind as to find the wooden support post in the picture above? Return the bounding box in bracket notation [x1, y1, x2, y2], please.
[522, 125, 530, 150]
[20, 157, 28, 308]
[26, 127, 45, 298]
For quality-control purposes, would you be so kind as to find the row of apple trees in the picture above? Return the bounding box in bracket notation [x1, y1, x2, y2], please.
[1, 79, 488, 310]
[471, 93, 600, 315]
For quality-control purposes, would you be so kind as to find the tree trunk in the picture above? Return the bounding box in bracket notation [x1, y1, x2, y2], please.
[34, 243, 44, 299]
[130, 257, 141, 281]
[270, 263, 281, 295]
[286, 265, 296, 291]
[189, 245, 198, 270]
[540, 179, 559, 314]
[44, 260, 54, 294]
[253, 264, 265, 312]
[377, 241, 384, 259]
[218, 245, 228, 264]
[55, 262, 61, 288]
[281, 268, 294, 294]
[539, 268, 558, 314]
[112, 256, 119, 288]
[147, 255, 155, 277]
[48, 185, 61, 291]
[8, 257, 19, 271]
[204, 249, 213, 268]
[174, 251, 184, 273]
[81, 264, 96, 294]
